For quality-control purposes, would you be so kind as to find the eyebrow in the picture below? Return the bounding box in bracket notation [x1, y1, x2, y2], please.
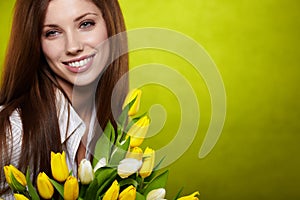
[74, 12, 98, 22]
[43, 12, 99, 28]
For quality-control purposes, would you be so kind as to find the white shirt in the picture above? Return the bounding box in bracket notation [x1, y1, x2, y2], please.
[0, 90, 97, 199]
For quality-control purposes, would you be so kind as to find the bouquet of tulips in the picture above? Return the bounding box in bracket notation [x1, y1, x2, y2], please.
[3, 89, 200, 200]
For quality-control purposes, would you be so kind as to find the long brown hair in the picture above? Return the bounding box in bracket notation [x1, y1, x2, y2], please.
[0, 0, 128, 193]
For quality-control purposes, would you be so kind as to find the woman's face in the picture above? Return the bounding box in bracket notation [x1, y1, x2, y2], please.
[41, 0, 109, 90]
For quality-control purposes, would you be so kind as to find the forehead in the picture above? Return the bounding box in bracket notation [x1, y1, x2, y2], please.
[44, 0, 100, 23]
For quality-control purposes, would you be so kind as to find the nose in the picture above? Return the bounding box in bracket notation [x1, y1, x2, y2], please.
[65, 32, 83, 55]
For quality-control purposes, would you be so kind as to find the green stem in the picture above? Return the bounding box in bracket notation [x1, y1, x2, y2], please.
[139, 177, 145, 191]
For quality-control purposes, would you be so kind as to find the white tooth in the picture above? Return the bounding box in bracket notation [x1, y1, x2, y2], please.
[83, 59, 88, 65]
[75, 61, 80, 67]
[71, 63, 75, 67]
[80, 60, 84, 66]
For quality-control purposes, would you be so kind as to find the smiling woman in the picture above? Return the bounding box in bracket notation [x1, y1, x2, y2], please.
[41, 0, 109, 89]
[0, 0, 128, 198]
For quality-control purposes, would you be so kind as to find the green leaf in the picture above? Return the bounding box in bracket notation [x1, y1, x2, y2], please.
[84, 177, 99, 200]
[136, 192, 146, 200]
[118, 96, 137, 127]
[116, 126, 124, 144]
[95, 170, 117, 198]
[85, 167, 117, 199]
[119, 178, 138, 188]
[145, 156, 166, 182]
[142, 170, 169, 196]
[26, 168, 40, 200]
[124, 112, 147, 133]
[173, 187, 184, 200]
[79, 183, 88, 198]
[92, 121, 115, 167]
[109, 137, 130, 166]
[95, 167, 117, 186]
[10, 172, 26, 192]
[49, 178, 64, 198]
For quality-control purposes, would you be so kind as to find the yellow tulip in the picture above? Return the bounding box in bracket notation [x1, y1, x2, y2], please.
[177, 191, 200, 200]
[127, 116, 150, 147]
[103, 180, 119, 200]
[78, 159, 94, 184]
[118, 185, 136, 200]
[3, 165, 27, 191]
[63, 176, 79, 200]
[126, 147, 143, 160]
[13, 194, 29, 200]
[37, 172, 54, 199]
[139, 147, 155, 178]
[51, 151, 69, 182]
[122, 88, 142, 116]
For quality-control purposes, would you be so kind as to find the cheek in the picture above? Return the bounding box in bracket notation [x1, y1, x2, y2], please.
[87, 24, 108, 47]
[41, 40, 64, 62]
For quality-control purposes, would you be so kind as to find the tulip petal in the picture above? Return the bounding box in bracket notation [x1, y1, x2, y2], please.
[37, 172, 54, 199]
[119, 185, 136, 200]
[64, 176, 79, 200]
[14, 194, 29, 200]
[103, 180, 119, 200]
[146, 188, 166, 200]
[118, 158, 142, 178]
[78, 159, 94, 184]
[51, 151, 69, 182]
[93, 157, 107, 172]
[139, 147, 155, 178]
[123, 89, 142, 116]
[177, 191, 200, 200]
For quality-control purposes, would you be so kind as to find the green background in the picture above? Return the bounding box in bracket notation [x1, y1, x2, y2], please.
[1, 0, 300, 199]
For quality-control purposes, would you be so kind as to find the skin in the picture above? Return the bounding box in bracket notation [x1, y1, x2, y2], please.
[41, 0, 109, 164]
[41, 0, 109, 99]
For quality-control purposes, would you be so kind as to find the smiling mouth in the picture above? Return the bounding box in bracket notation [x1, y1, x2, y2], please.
[63, 55, 95, 68]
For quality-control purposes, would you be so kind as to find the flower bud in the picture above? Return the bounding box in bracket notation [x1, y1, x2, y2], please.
[118, 185, 136, 200]
[139, 147, 155, 178]
[117, 158, 142, 179]
[14, 194, 29, 200]
[146, 188, 166, 200]
[123, 89, 142, 116]
[4, 165, 27, 191]
[93, 157, 107, 172]
[127, 116, 150, 147]
[78, 159, 94, 184]
[37, 172, 54, 199]
[126, 147, 143, 160]
[63, 176, 79, 200]
[177, 191, 200, 200]
[103, 180, 119, 200]
[51, 151, 69, 182]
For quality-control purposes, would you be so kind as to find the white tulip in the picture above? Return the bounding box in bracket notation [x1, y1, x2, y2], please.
[93, 157, 107, 172]
[78, 159, 94, 184]
[117, 158, 142, 178]
[146, 188, 166, 200]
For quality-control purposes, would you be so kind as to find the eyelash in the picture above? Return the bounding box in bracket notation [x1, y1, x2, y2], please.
[80, 21, 96, 29]
[44, 20, 96, 38]
[45, 30, 60, 38]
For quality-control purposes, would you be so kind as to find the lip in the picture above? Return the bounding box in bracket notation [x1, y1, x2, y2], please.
[62, 54, 96, 73]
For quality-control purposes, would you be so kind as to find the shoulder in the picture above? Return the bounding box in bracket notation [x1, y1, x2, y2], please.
[0, 105, 23, 132]
[0, 106, 23, 172]
[0, 105, 23, 154]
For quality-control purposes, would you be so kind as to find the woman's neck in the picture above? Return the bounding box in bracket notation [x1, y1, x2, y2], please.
[58, 79, 97, 122]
